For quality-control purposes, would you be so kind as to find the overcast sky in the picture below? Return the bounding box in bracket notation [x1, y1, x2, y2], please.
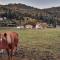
[0, 0, 60, 9]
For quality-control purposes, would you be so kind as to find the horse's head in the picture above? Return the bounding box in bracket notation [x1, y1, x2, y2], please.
[0, 33, 7, 42]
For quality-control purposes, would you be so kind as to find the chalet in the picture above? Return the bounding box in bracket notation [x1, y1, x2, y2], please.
[17, 26, 21, 29]
[17, 26, 24, 29]
[0, 17, 7, 21]
[36, 22, 48, 29]
[0, 17, 3, 21]
[25, 25, 33, 29]
[36, 23, 43, 29]
[3, 17, 7, 20]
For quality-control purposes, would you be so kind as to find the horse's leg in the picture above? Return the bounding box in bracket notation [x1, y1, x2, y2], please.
[0, 49, 3, 60]
[6, 49, 10, 56]
[0, 49, 3, 57]
[10, 48, 13, 58]
[13, 46, 17, 56]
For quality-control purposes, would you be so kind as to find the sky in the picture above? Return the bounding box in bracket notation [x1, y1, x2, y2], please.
[0, 0, 60, 9]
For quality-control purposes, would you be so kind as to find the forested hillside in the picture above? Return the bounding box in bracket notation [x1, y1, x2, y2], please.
[0, 3, 60, 27]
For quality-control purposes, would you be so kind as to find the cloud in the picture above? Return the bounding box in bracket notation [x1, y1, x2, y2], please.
[0, 0, 5, 4]
[0, 0, 22, 5]
[0, 0, 60, 9]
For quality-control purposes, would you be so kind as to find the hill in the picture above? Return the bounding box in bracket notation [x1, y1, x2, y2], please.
[0, 3, 60, 27]
[0, 3, 60, 17]
[42, 7, 60, 18]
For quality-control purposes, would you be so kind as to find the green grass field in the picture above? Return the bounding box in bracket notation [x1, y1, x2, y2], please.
[0, 28, 60, 55]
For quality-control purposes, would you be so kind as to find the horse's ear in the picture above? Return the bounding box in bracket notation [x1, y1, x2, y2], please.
[4, 33, 7, 37]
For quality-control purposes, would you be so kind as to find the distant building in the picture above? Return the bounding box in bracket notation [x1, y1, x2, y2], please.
[0, 17, 3, 21]
[3, 17, 7, 20]
[36, 23, 43, 29]
[17, 26, 24, 29]
[56, 25, 60, 28]
[36, 22, 48, 29]
[25, 25, 33, 29]
[0, 17, 7, 21]
[17, 26, 21, 29]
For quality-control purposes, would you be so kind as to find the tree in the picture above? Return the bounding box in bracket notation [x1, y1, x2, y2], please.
[7, 9, 12, 19]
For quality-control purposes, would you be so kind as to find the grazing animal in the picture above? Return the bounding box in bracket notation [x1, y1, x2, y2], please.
[0, 32, 19, 57]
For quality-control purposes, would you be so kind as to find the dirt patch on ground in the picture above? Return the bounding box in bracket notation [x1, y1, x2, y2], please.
[0, 47, 59, 60]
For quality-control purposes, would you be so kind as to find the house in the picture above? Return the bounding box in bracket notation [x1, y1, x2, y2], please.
[17, 26, 24, 29]
[3, 17, 7, 20]
[17, 26, 21, 29]
[0, 17, 3, 21]
[36, 22, 48, 29]
[25, 25, 33, 29]
[0, 17, 7, 21]
[36, 23, 43, 29]
[41, 23, 48, 29]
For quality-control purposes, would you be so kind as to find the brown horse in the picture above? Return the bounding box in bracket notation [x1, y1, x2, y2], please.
[0, 32, 19, 57]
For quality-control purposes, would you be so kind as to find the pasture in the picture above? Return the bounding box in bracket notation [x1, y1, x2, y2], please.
[0, 28, 60, 60]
